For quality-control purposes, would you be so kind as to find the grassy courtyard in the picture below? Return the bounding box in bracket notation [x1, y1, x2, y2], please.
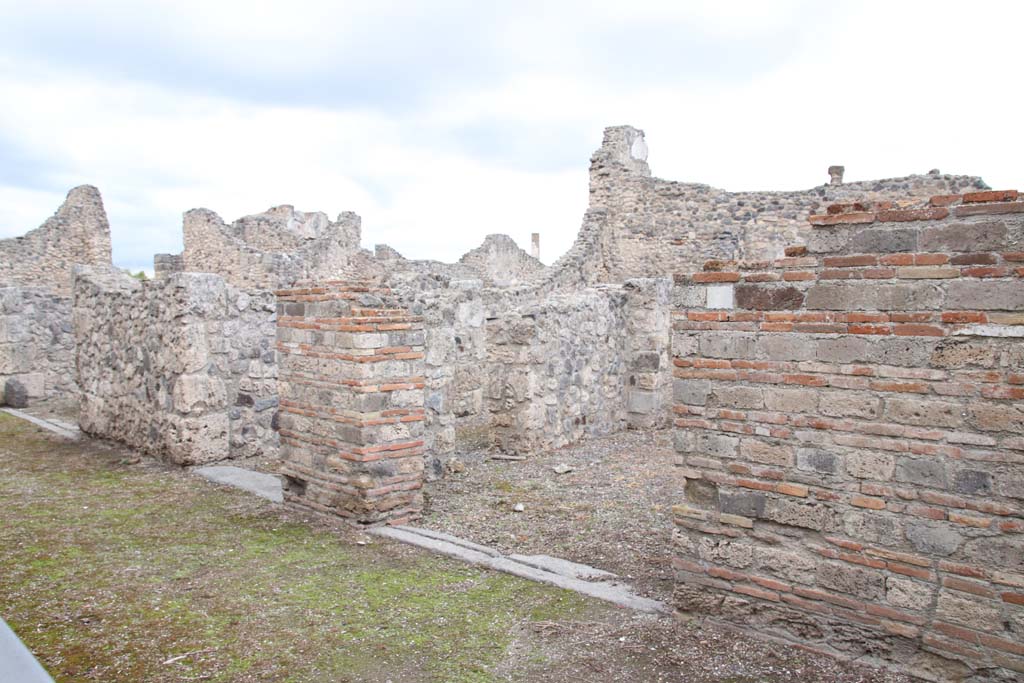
[0, 413, 594, 682]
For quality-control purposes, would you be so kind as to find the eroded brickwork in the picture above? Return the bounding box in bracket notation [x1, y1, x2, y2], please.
[672, 191, 1024, 681]
[275, 282, 425, 525]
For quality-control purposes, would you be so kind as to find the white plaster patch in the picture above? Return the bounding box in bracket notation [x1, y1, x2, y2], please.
[952, 324, 1024, 338]
[630, 136, 648, 161]
[706, 285, 735, 310]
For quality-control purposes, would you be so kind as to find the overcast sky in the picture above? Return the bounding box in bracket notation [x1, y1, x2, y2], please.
[1, 0, 1022, 272]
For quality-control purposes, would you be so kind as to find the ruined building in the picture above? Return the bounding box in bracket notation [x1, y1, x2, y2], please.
[0, 185, 113, 405]
[2, 125, 1021, 681]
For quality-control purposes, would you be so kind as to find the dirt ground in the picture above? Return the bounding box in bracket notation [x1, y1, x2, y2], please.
[1, 408, 912, 681]
[422, 428, 683, 603]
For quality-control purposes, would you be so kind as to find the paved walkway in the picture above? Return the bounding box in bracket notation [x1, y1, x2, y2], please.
[0, 617, 54, 682]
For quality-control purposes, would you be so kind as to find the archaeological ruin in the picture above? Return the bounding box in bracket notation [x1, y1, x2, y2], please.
[2, 125, 1021, 681]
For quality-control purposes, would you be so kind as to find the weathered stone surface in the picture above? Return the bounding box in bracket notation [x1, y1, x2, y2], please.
[817, 562, 885, 600]
[905, 523, 962, 556]
[0, 185, 112, 297]
[806, 282, 944, 311]
[2, 378, 28, 408]
[920, 221, 1008, 251]
[0, 288, 76, 404]
[74, 268, 277, 464]
[947, 280, 1024, 310]
[734, 285, 804, 310]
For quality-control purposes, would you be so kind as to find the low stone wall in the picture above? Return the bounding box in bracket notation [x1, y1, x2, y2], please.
[74, 268, 277, 464]
[0, 287, 75, 405]
[671, 191, 1024, 681]
[275, 282, 425, 525]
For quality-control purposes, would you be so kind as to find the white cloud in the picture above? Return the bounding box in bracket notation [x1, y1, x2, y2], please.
[0, 0, 1021, 272]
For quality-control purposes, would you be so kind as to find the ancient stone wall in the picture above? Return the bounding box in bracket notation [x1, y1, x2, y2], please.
[456, 234, 546, 285]
[0, 185, 112, 297]
[624, 278, 672, 429]
[671, 190, 1024, 681]
[415, 281, 489, 464]
[154, 253, 184, 279]
[74, 268, 277, 464]
[0, 287, 75, 405]
[275, 282, 425, 525]
[545, 127, 988, 290]
[376, 234, 545, 288]
[181, 206, 381, 290]
[485, 279, 670, 454]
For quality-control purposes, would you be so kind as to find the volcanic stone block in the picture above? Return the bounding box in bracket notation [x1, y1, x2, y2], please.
[3, 378, 28, 408]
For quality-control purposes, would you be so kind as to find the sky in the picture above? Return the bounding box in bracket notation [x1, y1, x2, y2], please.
[0, 0, 1022, 273]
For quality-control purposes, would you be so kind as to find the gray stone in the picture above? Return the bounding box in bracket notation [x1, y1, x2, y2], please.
[3, 378, 28, 408]
[797, 448, 840, 475]
[905, 523, 962, 556]
[195, 465, 282, 502]
[896, 459, 947, 489]
[720, 490, 766, 518]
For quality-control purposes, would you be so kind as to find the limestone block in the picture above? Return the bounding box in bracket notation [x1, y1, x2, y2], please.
[706, 285, 734, 309]
[173, 374, 228, 414]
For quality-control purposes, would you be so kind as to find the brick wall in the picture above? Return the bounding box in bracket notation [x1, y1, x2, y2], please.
[671, 191, 1024, 680]
[275, 281, 425, 525]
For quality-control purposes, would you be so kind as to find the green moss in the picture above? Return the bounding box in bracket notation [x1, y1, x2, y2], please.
[0, 415, 600, 682]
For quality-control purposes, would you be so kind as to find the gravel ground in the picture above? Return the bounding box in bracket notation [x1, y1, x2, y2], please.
[422, 429, 683, 603]
[422, 428, 915, 682]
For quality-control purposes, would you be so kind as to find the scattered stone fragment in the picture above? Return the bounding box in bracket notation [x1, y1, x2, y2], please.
[446, 458, 466, 474]
[2, 379, 28, 409]
[512, 503, 525, 513]
[553, 463, 574, 475]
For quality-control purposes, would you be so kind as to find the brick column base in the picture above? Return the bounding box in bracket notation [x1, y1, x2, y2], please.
[275, 281, 425, 525]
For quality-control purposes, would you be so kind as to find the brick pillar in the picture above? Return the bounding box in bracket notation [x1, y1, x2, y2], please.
[275, 281, 425, 525]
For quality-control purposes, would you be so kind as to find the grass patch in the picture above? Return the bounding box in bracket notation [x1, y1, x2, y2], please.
[0, 413, 595, 682]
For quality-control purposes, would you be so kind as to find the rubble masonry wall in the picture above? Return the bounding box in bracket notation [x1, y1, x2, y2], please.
[545, 126, 988, 289]
[74, 268, 277, 464]
[0, 287, 75, 403]
[486, 277, 671, 454]
[0, 185, 112, 298]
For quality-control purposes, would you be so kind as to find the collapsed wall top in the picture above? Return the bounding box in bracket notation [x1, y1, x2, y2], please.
[543, 125, 988, 290]
[178, 205, 382, 290]
[0, 185, 113, 296]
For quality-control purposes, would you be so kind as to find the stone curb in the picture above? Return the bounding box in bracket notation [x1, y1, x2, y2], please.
[1, 616, 54, 683]
[0, 408, 80, 440]
[370, 525, 670, 615]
